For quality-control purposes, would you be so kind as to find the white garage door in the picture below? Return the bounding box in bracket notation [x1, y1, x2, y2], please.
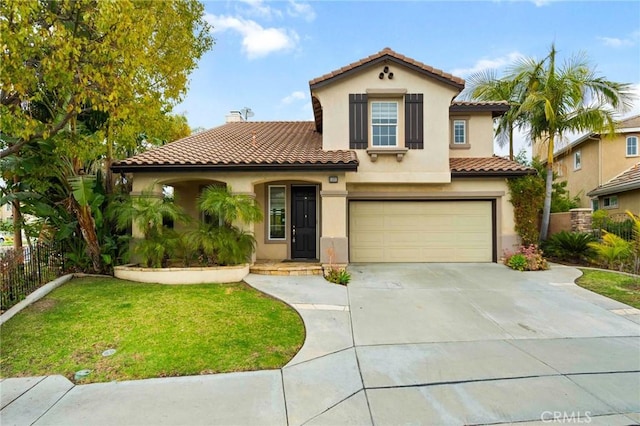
[349, 201, 493, 262]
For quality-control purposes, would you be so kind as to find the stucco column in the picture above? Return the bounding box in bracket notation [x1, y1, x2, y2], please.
[320, 189, 349, 265]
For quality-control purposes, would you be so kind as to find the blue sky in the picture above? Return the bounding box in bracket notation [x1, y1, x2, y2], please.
[176, 0, 640, 156]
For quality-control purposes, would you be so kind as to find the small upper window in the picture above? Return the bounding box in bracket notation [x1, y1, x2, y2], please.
[627, 136, 638, 157]
[371, 102, 398, 147]
[574, 150, 582, 170]
[555, 160, 564, 177]
[453, 120, 466, 144]
[603, 196, 618, 209]
[591, 199, 599, 211]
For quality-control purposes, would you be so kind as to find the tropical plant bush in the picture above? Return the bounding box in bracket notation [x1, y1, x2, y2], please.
[503, 244, 548, 271]
[111, 187, 188, 268]
[325, 268, 351, 285]
[186, 185, 262, 266]
[542, 231, 596, 264]
[588, 232, 631, 271]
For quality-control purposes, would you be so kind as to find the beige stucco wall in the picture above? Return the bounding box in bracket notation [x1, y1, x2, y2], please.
[600, 133, 639, 182]
[448, 112, 496, 158]
[553, 132, 639, 209]
[555, 138, 600, 207]
[313, 64, 464, 184]
[594, 190, 640, 216]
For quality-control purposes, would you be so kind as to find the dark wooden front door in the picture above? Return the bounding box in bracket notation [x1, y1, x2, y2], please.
[291, 186, 317, 259]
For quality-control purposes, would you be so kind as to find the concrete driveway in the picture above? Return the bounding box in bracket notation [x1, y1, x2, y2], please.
[2, 264, 639, 425]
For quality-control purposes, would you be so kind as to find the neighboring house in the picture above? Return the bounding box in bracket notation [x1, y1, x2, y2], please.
[587, 163, 640, 215]
[536, 115, 640, 214]
[112, 48, 532, 265]
[0, 202, 12, 222]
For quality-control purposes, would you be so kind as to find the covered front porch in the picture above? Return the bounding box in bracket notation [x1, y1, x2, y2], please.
[130, 171, 350, 266]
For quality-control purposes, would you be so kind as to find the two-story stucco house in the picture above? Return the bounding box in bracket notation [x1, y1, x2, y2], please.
[111, 48, 532, 265]
[537, 115, 640, 215]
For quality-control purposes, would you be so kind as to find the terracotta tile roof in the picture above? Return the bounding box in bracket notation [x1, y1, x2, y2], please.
[617, 114, 640, 129]
[587, 162, 640, 197]
[309, 47, 465, 89]
[450, 156, 534, 176]
[111, 122, 359, 172]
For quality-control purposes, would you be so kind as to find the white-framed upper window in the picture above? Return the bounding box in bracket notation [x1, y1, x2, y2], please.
[627, 136, 638, 157]
[574, 150, 582, 170]
[371, 101, 398, 147]
[603, 195, 618, 209]
[453, 120, 466, 144]
[268, 185, 286, 240]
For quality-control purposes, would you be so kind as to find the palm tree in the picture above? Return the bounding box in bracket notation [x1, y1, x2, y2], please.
[511, 45, 632, 241]
[464, 69, 527, 160]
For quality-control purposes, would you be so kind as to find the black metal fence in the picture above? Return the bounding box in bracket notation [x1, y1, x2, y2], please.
[1, 242, 65, 312]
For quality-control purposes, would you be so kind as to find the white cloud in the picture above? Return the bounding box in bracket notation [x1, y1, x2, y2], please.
[281, 90, 307, 105]
[207, 14, 299, 59]
[237, 0, 282, 20]
[287, 1, 316, 22]
[597, 31, 639, 48]
[451, 51, 524, 77]
[531, 0, 552, 6]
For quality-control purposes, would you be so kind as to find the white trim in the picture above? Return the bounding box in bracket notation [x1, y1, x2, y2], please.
[371, 101, 398, 147]
[626, 135, 638, 157]
[268, 185, 286, 241]
[573, 150, 582, 170]
[453, 119, 467, 144]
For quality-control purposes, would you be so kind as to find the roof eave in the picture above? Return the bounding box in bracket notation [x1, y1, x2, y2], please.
[451, 169, 534, 178]
[111, 162, 359, 174]
[449, 104, 510, 118]
[587, 182, 640, 197]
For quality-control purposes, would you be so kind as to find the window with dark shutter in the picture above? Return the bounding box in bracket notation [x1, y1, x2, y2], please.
[405, 94, 424, 149]
[349, 94, 368, 149]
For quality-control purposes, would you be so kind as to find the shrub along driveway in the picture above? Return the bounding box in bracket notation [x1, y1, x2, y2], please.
[2, 264, 639, 425]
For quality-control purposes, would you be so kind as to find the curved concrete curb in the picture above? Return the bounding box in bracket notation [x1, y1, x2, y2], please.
[0, 274, 74, 326]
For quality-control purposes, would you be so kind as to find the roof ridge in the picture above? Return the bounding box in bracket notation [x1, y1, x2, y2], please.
[309, 48, 465, 88]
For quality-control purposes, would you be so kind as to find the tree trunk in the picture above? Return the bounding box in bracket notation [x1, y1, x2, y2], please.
[70, 197, 102, 273]
[11, 175, 23, 251]
[540, 135, 555, 242]
[509, 126, 514, 161]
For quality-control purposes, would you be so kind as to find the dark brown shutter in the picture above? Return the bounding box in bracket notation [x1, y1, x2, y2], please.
[349, 94, 368, 149]
[405, 94, 424, 149]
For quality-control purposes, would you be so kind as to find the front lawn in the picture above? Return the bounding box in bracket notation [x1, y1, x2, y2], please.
[0, 277, 304, 383]
[576, 269, 640, 309]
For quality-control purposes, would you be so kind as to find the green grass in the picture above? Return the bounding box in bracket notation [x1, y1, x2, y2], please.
[0, 277, 304, 383]
[576, 269, 640, 309]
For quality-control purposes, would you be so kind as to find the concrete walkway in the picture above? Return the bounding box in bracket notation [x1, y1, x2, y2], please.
[1, 264, 639, 425]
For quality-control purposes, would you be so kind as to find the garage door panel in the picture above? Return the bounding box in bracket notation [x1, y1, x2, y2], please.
[350, 201, 493, 263]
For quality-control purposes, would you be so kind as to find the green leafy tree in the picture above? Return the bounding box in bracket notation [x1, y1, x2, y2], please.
[0, 0, 213, 260]
[511, 45, 632, 240]
[464, 70, 527, 160]
[1, 0, 213, 159]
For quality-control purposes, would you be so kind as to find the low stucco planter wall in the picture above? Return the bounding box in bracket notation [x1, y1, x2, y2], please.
[114, 264, 250, 284]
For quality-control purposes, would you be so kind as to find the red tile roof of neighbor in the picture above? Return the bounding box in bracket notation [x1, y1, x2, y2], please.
[112, 121, 532, 177]
[309, 47, 465, 89]
[112, 121, 359, 172]
[587, 162, 640, 197]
